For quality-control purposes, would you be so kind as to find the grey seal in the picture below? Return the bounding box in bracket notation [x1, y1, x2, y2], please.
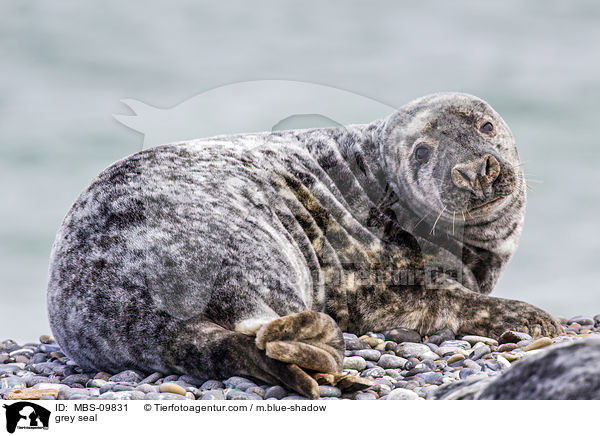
[435, 337, 600, 400]
[47, 92, 563, 398]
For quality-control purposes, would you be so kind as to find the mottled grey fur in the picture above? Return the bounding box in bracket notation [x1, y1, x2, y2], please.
[435, 338, 600, 400]
[47, 92, 561, 398]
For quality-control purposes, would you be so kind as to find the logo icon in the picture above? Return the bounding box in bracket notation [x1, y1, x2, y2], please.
[3, 402, 51, 433]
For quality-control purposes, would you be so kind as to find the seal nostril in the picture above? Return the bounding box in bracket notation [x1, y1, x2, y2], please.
[452, 166, 477, 190]
[457, 168, 468, 180]
[480, 154, 500, 183]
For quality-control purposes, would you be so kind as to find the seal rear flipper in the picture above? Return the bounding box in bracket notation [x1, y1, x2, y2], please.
[255, 311, 345, 373]
[162, 318, 320, 398]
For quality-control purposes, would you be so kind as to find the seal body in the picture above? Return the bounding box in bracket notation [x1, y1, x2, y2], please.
[47, 93, 562, 397]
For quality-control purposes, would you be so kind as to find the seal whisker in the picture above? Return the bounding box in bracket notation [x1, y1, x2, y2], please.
[452, 212, 456, 235]
[430, 207, 446, 235]
[412, 210, 433, 231]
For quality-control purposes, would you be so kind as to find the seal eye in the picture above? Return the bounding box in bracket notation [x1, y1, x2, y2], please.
[414, 145, 431, 164]
[480, 121, 494, 134]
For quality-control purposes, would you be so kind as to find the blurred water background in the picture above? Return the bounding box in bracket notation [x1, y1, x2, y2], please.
[1, 0, 599, 343]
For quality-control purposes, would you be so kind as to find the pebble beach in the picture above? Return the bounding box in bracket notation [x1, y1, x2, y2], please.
[2, 314, 599, 401]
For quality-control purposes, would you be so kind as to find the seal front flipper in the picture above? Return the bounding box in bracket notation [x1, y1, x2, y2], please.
[356, 281, 564, 340]
[433, 281, 565, 339]
[163, 318, 321, 398]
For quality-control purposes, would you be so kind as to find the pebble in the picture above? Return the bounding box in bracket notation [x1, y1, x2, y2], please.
[159, 382, 186, 396]
[459, 368, 474, 379]
[446, 354, 465, 364]
[4, 388, 59, 400]
[522, 337, 553, 351]
[375, 341, 398, 351]
[385, 328, 421, 343]
[498, 343, 519, 352]
[201, 380, 225, 390]
[481, 359, 502, 371]
[224, 376, 255, 389]
[436, 346, 469, 357]
[38, 344, 61, 354]
[62, 374, 90, 386]
[496, 355, 511, 368]
[461, 335, 498, 347]
[420, 351, 440, 360]
[405, 363, 431, 376]
[343, 333, 368, 351]
[359, 336, 383, 347]
[136, 383, 159, 394]
[500, 352, 520, 362]
[517, 339, 534, 348]
[236, 382, 257, 391]
[385, 388, 420, 400]
[567, 316, 594, 326]
[94, 372, 112, 381]
[0, 364, 23, 374]
[404, 357, 420, 370]
[31, 382, 70, 392]
[394, 342, 431, 358]
[439, 340, 471, 349]
[39, 335, 53, 344]
[158, 392, 189, 400]
[25, 376, 57, 387]
[361, 367, 386, 378]
[425, 342, 439, 352]
[264, 385, 287, 400]
[469, 345, 491, 361]
[343, 356, 367, 371]
[416, 371, 444, 385]
[377, 354, 407, 369]
[354, 392, 377, 400]
[139, 372, 163, 384]
[226, 390, 263, 400]
[201, 390, 226, 400]
[427, 328, 456, 346]
[107, 390, 146, 400]
[109, 370, 144, 384]
[371, 383, 392, 396]
[352, 349, 381, 361]
[1, 376, 26, 390]
[462, 359, 481, 371]
[499, 330, 532, 344]
[9, 349, 34, 358]
[68, 394, 90, 400]
[318, 385, 342, 398]
[384, 369, 403, 379]
[246, 386, 265, 398]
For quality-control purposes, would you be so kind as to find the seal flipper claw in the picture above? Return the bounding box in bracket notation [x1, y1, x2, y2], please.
[312, 372, 375, 392]
[264, 340, 340, 373]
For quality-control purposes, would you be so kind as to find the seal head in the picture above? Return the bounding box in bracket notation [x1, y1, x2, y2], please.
[381, 93, 523, 226]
